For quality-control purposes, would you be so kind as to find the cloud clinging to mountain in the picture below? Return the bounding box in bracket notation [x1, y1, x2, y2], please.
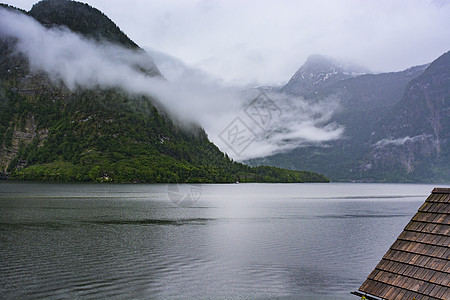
[0, 7, 344, 160]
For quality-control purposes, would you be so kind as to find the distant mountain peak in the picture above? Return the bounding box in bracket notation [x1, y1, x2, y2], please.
[282, 54, 369, 97]
[302, 54, 369, 75]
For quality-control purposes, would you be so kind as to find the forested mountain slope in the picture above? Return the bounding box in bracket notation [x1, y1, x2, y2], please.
[0, 1, 328, 183]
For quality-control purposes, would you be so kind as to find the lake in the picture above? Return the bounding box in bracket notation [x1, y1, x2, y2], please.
[0, 182, 442, 299]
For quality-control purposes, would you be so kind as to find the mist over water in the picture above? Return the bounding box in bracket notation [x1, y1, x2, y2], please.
[0, 182, 436, 299]
[0, 7, 344, 160]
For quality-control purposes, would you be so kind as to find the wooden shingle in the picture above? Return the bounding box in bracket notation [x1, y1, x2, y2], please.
[355, 188, 450, 300]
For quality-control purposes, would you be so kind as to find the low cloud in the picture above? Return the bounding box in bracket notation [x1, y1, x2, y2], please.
[374, 134, 431, 148]
[223, 92, 344, 160]
[0, 8, 344, 160]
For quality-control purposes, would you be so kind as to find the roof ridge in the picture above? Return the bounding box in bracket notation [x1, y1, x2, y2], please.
[432, 188, 450, 194]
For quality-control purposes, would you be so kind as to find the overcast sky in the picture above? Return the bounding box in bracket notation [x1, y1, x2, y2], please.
[4, 0, 450, 85]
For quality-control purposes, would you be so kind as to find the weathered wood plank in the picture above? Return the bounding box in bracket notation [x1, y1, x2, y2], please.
[432, 188, 450, 194]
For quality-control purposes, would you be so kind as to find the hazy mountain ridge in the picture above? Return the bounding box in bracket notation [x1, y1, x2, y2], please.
[364, 50, 450, 181]
[248, 52, 449, 182]
[0, 0, 328, 183]
[281, 54, 369, 98]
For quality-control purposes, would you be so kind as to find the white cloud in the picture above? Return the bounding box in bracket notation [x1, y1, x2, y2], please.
[0, 7, 344, 160]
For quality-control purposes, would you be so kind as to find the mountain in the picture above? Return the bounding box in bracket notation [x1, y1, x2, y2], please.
[316, 64, 428, 112]
[281, 54, 369, 98]
[248, 52, 449, 183]
[29, 0, 161, 77]
[313, 63, 429, 144]
[364, 51, 450, 181]
[0, 0, 328, 183]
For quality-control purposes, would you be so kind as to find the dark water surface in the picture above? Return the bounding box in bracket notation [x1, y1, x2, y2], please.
[0, 182, 440, 299]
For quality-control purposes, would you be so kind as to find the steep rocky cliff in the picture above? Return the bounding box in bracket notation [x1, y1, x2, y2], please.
[248, 51, 449, 182]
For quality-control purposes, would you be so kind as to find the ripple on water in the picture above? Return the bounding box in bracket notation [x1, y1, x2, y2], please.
[1, 182, 429, 299]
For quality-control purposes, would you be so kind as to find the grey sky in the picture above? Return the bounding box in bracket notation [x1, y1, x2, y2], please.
[3, 0, 450, 85]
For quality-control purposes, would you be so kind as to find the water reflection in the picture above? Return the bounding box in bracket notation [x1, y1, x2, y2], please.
[0, 182, 436, 299]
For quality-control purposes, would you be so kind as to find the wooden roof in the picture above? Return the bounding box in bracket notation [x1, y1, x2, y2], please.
[355, 188, 450, 300]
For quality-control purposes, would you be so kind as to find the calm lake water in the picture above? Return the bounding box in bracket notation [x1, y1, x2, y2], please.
[0, 182, 443, 299]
